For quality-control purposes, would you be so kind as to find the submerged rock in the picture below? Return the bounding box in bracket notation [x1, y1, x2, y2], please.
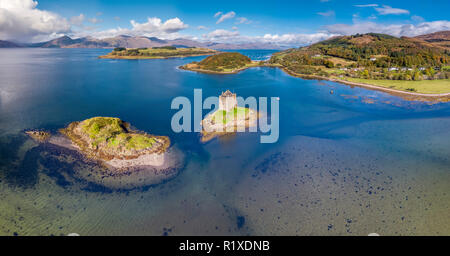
[25, 130, 51, 143]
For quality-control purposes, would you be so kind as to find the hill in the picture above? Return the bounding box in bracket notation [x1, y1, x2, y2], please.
[0, 40, 23, 48]
[181, 52, 261, 73]
[267, 33, 450, 96]
[198, 52, 251, 69]
[270, 33, 449, 68]
[414, 31, 450, 50]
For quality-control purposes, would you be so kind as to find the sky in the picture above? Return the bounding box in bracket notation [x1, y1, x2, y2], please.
[1, 0, 450, 46]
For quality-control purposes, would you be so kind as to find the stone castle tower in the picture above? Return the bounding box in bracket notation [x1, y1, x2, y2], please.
[219, 90, 237, 112]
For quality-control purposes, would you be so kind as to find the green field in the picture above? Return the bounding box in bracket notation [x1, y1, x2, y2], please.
[102, 47, 217, 59]
[343, 78, 450, 94]
[212, 107, 250, 124]
[80, 117, 155, 149]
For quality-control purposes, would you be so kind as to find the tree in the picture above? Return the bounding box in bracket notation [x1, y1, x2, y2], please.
[413, 71, 422, 81]
[361, 69, 370, 79]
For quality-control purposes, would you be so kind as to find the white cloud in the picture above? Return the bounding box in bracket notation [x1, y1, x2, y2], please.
[114, 16, 120, 21]
[374, 5, 409, 15]
[260, 32, 335, 46]
[354, 4, 378, 8]
[236, 17, 251, 24]
[215, 11, 236, 24]
[326, 20, 450, 37]
[232, 26, 238, 30]
[318, 10, 335, 17]
[203, 29, 239, 40]
[199, 30, 335, 46]
[411, 15, 424, 22]
[70, 14, 85, 26]
[0, 0, 71, 42]
[130, 17, 188, 34]
[88, 17, 102, 24]
[197, 25, 208, 30]
[79, 17, 189, 39]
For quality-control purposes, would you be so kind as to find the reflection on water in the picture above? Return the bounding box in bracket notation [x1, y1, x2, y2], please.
[0, 48, 449, 235]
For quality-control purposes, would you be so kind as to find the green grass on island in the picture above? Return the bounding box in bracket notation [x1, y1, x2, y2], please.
[100, 46, 217, 59]
[80, 117, 156, 150]
[212, 107, 250, 125]
[342, 78, 450, 94]
[182, 52, 261, 73]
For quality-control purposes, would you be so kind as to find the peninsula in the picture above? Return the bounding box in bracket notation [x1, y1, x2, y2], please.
[201, 90, 258, 142]
[267, 33, 450, 101]
[99, 46, 218, 59]
[180, 52, 262, 74]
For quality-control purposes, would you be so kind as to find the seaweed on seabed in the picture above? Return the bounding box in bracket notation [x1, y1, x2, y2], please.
[38, 143, 113, 193]
[0, 134, 40, 188]
[4, 146, 41, 188]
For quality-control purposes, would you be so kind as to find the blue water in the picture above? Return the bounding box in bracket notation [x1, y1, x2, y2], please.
[0, 48, 449, 235]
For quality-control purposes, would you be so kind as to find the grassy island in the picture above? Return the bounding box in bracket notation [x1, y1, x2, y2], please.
[60, 117, 170, 161]
[25, 117, 182, 188]
[201, 106, 259, 142]
[99, 46, 218, 59]
[181, 52, 262, 74]
[200, 90, 259, 142]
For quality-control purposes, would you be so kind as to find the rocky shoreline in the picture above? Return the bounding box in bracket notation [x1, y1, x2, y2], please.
[279, 67, 450, 102]
[200, 108, 259, 143]
[179, 61, 262, 75]
[25, 117, 184, 189]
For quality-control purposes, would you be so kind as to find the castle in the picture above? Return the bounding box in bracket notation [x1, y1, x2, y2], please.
[219, 90, 237, 112]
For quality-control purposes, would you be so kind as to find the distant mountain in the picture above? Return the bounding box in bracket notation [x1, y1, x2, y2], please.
[0, 40, 23, 48]
[30, 35, 84, 48]
[414, 30, 450, 50]
[1, 35, 283, 50]
[204, 42, 281, 50]
[5, 31, 449, 50]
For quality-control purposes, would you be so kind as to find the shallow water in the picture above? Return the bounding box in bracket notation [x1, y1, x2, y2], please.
[0, 48, 449, 235]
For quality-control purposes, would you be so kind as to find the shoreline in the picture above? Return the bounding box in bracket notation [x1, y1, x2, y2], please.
[179, 61, 263, 75]
[200, 108, 259, 143]
[181, 60, 449, 102]
[279, 67, 450, 102]
[42, 137, 184, 190]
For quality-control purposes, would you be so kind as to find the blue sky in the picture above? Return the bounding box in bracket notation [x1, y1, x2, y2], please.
[1, 0, 450, 45]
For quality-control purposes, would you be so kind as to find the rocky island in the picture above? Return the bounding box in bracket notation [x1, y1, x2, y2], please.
[59, 117, 170, 167]
[26, 117, 183, 189]
[99, 46, 218, 59]
[180, 52, 261, 74]
[201, 90, 259, 142]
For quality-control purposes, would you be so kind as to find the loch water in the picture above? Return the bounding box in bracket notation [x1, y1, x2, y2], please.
[0, 48, 449, 235]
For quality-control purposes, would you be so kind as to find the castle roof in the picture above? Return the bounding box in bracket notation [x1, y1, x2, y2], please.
[221, 90, 235, 97]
